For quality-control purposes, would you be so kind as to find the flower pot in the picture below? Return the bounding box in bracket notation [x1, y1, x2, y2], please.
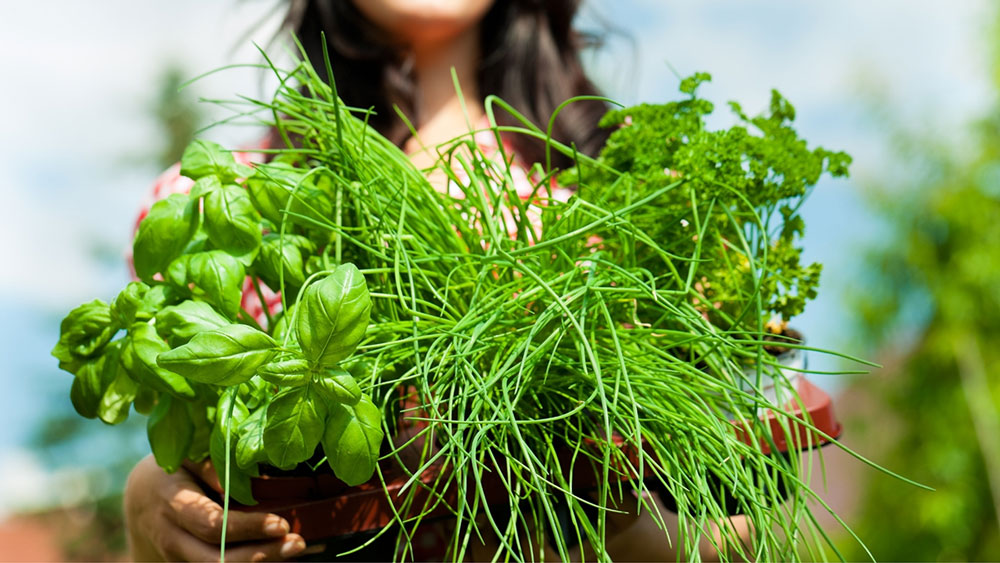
[741, 345, 805, 413]
[229, 433, 650, 543]
[218, 332, 843, 538]
[648, 378, 842, 517]
[228, 381, 842, 535]
[647, 330, 844, 516]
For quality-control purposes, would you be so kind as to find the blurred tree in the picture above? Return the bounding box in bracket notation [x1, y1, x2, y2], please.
[151, 63, 203, 168]
[26, 63, 203, 561]
[846, 11, 1000, 560]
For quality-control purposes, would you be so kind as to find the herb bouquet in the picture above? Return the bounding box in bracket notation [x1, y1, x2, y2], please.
[54, 52, 873, 561]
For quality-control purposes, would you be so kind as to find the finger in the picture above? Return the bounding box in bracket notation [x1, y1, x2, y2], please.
[159, 517, 229, 562]
[183, 458, 223, 494]
[166, 478, 291, 543]
[224, 535, 308, 562]
[160, 518, 307, 562]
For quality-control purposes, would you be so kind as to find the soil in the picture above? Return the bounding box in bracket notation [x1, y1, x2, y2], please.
[763, 326, 803, 356]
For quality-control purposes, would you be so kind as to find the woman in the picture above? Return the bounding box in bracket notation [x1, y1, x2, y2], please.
[124, 1, 745, 559]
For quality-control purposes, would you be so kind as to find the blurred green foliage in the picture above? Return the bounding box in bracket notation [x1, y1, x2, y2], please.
[151, 65, 203, 168]
[847, 12, 1000, 561]
[25, 63, 202, 561]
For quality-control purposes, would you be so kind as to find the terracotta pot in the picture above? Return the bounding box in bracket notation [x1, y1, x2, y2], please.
[236, 434, 649, 542]
[733, 376, 842, 455]
[231, 360, 842, 538]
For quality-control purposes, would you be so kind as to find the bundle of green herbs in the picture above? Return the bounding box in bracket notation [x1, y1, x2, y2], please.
[53, 50, 878, 561]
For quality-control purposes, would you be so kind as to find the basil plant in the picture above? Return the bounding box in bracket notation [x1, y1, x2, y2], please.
[52, 140, 382, 504]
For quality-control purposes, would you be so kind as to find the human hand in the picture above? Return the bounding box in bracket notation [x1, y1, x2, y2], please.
[124, 455, 308, 561]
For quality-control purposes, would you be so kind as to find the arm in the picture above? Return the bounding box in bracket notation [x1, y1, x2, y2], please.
[586, 489, 753, 562]
[124, 455, 307, 562]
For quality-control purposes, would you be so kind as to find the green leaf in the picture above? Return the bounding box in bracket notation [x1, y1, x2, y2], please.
[314, 368, 362, 406]
[70, 372, 100, 419]
[246, 163, 333, 229]
[210, 425, 256, 505]
[157, 324, 276, 386]
[236, 407, 268, 471]
[166, 251, 246, 319]
[241, 375, 271, 411]
[254, 233, 310, 291]
[263, 386, 327, 470]
[133, 386, 157, 414]
[133, 193, 200, 281]
[147, 394, 194, 473]
[186, 400, 213, 462]
[110, 282, 173, 328]
[272, 303, 297, 344]
[110, 283, 146, 328]
[120, 323, 196, 399]
[210, 393, 256, 505]
[98, 346, 137, 425]
[246, 172, 291, 227]
[217, 392, 250, 437]
[189, 175, 222, 200]
[180, 139, 252, 183]
[680, 71, 712, 95]
[154, 300, 231, 346]
[296, 264, 371, 368]
[204, 184, 262, 259]
[322, 395, 383, 486]
[70, 341, 121, 419]
[52, 300, 117, 374]
[257, 358, 312, 387]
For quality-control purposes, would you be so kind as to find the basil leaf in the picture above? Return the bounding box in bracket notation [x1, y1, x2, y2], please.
[187, 400, 213, 462]
[246, 164, 333, 229]
[110, 283, 147, 328]
[133, 386, 157, 415]
[154, 300, 230, 345]
[271, 303, 297, 344]
[52, 300, 117, 373]
[133, 193, 200, 281]
[180, 139, 252, 183]
[70, 341, 120, 419]
[263, 386, 327, 470]
[236, 407, 268, 471]
[110, 282, 172, 327]
[166, 251, 245, 319]
[254, 233, 309, 291]
[70, 370, 100, 418]
[204, 184, 262, 259]
[209, 391, 255, 500]
[189, 175, 221, 200]
[217, 391, 250, 428]
[322, 395, 383, 486]
[342, 356, 381, 383]
[245, 173, 289, 227]
[304, 255, 325, 277]
[147, 394, 194, 473]
[314, 368, 362, 406]
[98, 345, 137, 425]
[209, 410, 256, 506]
[182, 234, 210, 256]
[120, 323, 196, 399]
[257, 358, 312, 387]
[296, 264, 371, 369]
[241, 375, 271, 410]
[157, 324, 276, 386]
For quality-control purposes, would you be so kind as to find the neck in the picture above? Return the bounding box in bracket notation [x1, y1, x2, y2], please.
[405, 26, 484, 161]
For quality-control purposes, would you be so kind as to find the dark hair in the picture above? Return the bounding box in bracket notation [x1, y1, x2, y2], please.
[281, 0, 610, 168]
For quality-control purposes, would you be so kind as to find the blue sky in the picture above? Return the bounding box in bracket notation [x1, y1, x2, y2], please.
[0, 0, 992, 513]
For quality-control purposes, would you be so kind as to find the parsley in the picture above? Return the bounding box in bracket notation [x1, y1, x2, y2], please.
[563, 73, 851, 327]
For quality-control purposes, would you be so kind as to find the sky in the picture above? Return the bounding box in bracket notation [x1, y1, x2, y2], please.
[0, 0, 992, 514]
